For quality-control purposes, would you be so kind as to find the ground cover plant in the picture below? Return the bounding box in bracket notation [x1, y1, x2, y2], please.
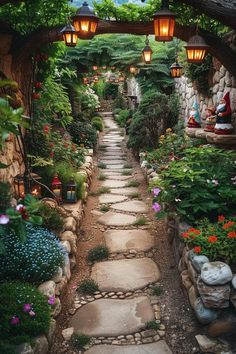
[77, 278, 99, 295]
[87, 245, 110, 263]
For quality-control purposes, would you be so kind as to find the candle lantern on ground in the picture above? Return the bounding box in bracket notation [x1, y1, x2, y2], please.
[51, 175, 62, 201]
[65, 179, 77, 203]
[14, 174, 25, 199]
[29, 173, 42, 198]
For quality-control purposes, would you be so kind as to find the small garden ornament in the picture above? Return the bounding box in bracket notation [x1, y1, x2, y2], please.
[187, 101, 201, 128]
[214, 92, 234, 135]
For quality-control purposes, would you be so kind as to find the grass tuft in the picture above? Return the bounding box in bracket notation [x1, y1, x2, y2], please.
[145, 320, 160, 330]
[133, 217, 147, 226]
[123, 163, 133, 169]
[77, 278, 99, 295]
[126, 180, 140, 187]
[151, 285, 163, 296]
[70, 333, 91, 349]
[99, 204, 110, 212]
[129, 192, 140, 199]
[87, 245, 110, 263]
[98, 173, 107, 181]
[98, 162, 107, 169]
[122, 170, 132, 176]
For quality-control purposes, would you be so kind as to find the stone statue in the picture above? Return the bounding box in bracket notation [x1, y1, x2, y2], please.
[204, 106, 216, 132]
[214, 92, 234, 135]
[187, 101, 201, 128]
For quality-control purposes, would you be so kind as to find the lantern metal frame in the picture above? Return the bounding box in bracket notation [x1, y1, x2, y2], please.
[60, 23, 78, 47]
[72, 1, 99, 39]
[185, 31, 209, 63]
[170, 58, 183, 78]
[65, 179, 77, 203]
[51, 175, 62, 202]
[14, 173, 42, 199]
[142, 35, 153, 64]
[153, 0, 176, 42]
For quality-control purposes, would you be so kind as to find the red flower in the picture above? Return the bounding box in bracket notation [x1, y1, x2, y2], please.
[223, 221, 235, 230]
[188, 228, 201, 235]
[43, 125, 50, 135]
[227, 231, 236, 238]
[194, 246, 201, 254]
[218, 215, 225, 222]
[49, 143, 54, 148]
[208, 235, 218, 243]
[50, 151, 54, 158]
[181, 232, 190, 239]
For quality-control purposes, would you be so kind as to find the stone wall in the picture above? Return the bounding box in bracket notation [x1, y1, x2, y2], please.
[174, 64, 236, 128]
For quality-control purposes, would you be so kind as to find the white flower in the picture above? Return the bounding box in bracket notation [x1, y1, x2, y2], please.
[0, 214, 9, 224]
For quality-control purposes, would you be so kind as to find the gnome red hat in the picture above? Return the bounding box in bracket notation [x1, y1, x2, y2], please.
[223, 92, 231, 114]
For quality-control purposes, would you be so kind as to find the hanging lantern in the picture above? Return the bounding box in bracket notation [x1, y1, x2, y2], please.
[185, 33, 209, 63]
[153, 0, 176, 42]
[92, 65, 98, 71]
[61, 23, 78, 47]
[129, 66, 136, 74]
[14, 175, 25, 199]
[170, 59, 183, 78]
[73, 1, 99, 39]
[142, 36, 153, 64]
[51, 175, 62, 201]
[65, 179, 77, 203]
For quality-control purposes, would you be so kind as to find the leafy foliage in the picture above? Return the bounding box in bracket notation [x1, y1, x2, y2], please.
[38, 203, 64, 233]
[0, 224, 65, 282]
[0, 282, 51, 347]
[91, 116, 104, 132]
[69, 121, 97, 148]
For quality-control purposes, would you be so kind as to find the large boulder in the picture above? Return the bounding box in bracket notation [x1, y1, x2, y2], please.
[193, 298, 218, 324]
[232, 275, 236, 290]
[191, 255, 209, 273]
[201, 262, 233, 285]
[197, 278, 230, 308]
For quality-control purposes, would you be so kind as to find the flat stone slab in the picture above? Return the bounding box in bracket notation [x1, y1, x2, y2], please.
[105, 147, 122, 151]
[70, 296, 154, 337]
[100, 160, 126, 165]
[102, 180, 128, 188]
[99, 194, 129, 204]
[104, 229, 154, 253]
[110, 187, 139, 196]
[98, 211, 137, 226]
[84, 342, 172, 354]
[91, 258, 160, 291]
[112, 200, 148, 213]
[103, 153, 125, 158]
[103, 175, 132, 180]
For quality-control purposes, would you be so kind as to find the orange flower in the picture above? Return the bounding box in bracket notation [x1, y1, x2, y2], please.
[223, 221, 235, 230]
[208, 235, 218, 243]
[227, 231, 236, 238]
[194, 246, 201, 254]
[187, 228, 201, 235]
[182, 232, 190, 239]
[218, 215, 225, 222]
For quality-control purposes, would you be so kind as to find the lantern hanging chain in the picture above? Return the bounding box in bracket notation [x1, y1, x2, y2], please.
[145, 35, 149, 46]
[161, 0, 169, 9]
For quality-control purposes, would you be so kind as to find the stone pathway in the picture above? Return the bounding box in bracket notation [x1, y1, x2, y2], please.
[70, 113, 172, 353]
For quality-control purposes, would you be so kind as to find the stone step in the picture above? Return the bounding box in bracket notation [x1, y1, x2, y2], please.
[110, 187, 139, 196]
[111, 200, 148, 213]
[102, 175, 132, 181]
[101, 180, 128, 188]
[99, 194, 129, 204]
[84, 342, 172, 354]
[100, 160, 127, 165]
[91, 258, 160, 292]
[69, 296, 154, 337]
[98, 211, 137, 226]
[104, 229, 154, 253]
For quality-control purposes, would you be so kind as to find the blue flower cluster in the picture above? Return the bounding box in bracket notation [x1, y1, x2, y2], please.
[0, 224, 65, 283]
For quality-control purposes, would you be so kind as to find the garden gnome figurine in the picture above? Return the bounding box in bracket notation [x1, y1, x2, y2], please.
[215, 92, 234, 134]
[187, 101, 201, 128]
[204, 106, 216, 132]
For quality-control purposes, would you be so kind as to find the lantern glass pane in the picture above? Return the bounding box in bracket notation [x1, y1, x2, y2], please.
[72, 34, 78, 45]
[160, 18, 170, 36]
[73, 19, 79, 32]
[91, 21, 97, 33]
[80, 20, 90, 32]
[143, 51, 152, 63]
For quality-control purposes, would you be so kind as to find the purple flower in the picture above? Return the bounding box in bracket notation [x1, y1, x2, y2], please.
[23, 304, 31, 312]
[29, 310, 36, 317]
[152, 202, 161, 213]
[48, 296, 55, 305]
[152, 187, 161, 196]
[10, 316, 20, 325]
[0, 214, 9, 225]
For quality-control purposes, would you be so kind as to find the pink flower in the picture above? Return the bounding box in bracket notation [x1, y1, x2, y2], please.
[23, 304, 31, 312]
[0, 214, 9, 225]
[152, 187, 161, 196]
[10, 316, 20, 325]
[152, 202, 161, 213]
[29, 310, 36, 317]
[48, 296, 55, 305]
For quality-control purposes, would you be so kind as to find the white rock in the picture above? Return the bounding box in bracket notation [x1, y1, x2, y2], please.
[60, 240, 71, 254]
[64, 217, 77, 233]
[15, 343, 33, 354]
[52, 267, 63, 283]
[201, 262, 233, 285]
[33, 335, 48, 354]
[62, 327, 74, 341]
[191, 255, 209, 273]
[38, 280, 56, 297]
[232, 275, 236, 290]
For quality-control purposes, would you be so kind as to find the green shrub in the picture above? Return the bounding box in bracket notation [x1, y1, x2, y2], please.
[145, 320, 160, 330]
[116, 109, 131, 127]
[104, 82, 118, 99]
[0, 224, 65, 283]
[69, 121, 97, 148]
[77, 278, 99, 295]
[113, 108, 122, 116]
[38, 203, 64, 232]
[87, 245, 109, 263]
[70, 333, 91, 349]
[91, 117, 104, 132]
[0, 282, 51, 347]
[122, 170, 132, 176]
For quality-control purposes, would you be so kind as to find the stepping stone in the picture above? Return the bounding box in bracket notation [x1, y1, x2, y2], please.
[106, 147, 123, 151]
[104, 175, 132, 180]
[84, 342, 172, 354]
[99, 194, 129, 204]
[112, 200, 148, 213]
[104, 229, 154, 253]
[102, 180, 128, 188]
[100, 160, 126, 165]
[110, 187, 139, 196]
[70, 296, 154, 337]
[91, 258, 160, 291]
[98, 211, 137, 226]
[106, 164, 126, 169]
[103, 153, 125, 158]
